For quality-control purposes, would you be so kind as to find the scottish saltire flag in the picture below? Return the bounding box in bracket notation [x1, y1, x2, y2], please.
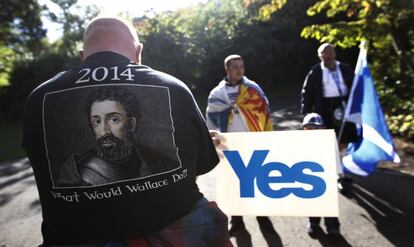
[342, 41, 400, 176]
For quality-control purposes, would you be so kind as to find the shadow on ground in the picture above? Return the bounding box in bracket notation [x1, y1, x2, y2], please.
[0, 158, 32, 191]
[232, 228, 252, 247]
[0, 158, 34, 207]
[345, 180, 414, 247]
[259, 223, 283, 247]
[0, 158, 31, 178]
[231, 218, 283, 247]
[306, 225, 352, 247]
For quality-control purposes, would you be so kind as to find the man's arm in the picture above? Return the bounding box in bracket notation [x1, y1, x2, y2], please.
[301, 70, 315, 115]
[209, 130, 221, 146]
[340, 63, 354, 90]
[205, 86, 231, 132]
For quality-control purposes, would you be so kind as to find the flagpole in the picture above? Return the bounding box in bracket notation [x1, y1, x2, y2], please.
[337, 41, 367, 143]
[337, 108, 346, 143]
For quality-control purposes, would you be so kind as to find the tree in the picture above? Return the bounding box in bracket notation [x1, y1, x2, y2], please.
[250, 0, 414, 140]
[0, 0, 99, 121]
[135, 0, 319, 99]
[0, 0, 46, 52]
[135, 0, 251, 94]
[48, 0, 99, 58]
[299, 0, 414, 140]
[0, 0, 46, 86]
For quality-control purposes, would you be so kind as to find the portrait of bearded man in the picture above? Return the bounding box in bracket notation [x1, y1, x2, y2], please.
[56, 87, 151, 187]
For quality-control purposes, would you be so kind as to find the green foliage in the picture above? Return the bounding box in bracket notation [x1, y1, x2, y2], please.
[135, 0, 251, 93]
[49, 0, 99, 57]
[300, 0, 414, 121]
[0, 0, 99, 121]
[136, 0, 319, 96]
[258, 0, 287, 20]
[0, 0, 46, 53]
[0, 51, 78, 121]
[387, 114, 414, 141]
[0, 0, 46, 88]
[0, 46, 15, 86]
[0, 0, 362, 123]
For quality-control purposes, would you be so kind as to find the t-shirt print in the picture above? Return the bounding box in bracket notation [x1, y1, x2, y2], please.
[43, 84, 182, 188]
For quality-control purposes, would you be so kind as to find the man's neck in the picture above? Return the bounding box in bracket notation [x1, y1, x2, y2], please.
[226, 77, 242, 86]
[322, 61, 337, 71]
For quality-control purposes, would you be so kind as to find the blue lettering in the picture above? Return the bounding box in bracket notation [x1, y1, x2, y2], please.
[257, 162, 293, 198]
[291, 162, 326, 198]
[223, 150, 327, 199]
[223, 150, 269, 197]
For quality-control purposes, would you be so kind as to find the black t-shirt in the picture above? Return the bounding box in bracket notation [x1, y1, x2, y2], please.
[22, 52, 219, 245]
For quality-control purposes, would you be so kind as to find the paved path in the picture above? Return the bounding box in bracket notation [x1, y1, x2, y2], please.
[0, 158, 42, 246]
[198, 168, 414, 247]
[1, 102, 414, 246]
[198, 103, 414, 247]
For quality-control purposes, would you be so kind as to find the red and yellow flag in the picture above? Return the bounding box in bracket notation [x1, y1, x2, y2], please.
[236, 84, 273, 131]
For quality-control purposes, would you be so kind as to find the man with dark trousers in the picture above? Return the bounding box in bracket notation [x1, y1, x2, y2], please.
[301, 43, 358, 236]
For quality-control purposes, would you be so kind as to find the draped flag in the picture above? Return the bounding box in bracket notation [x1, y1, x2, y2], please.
[206, 77, 273, 132]
[341, 41, 400, 176]
[236, 81, 273, 132]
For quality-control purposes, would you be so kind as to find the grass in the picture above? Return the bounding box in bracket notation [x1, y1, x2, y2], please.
[0, 123, 26, 162]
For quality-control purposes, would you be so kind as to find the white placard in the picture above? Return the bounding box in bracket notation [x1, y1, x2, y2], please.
[216, 130, 339, 217]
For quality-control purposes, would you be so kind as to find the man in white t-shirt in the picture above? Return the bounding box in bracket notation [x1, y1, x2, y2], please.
[301, 43, 358, 236]
[206, 54, 274, 236]
[301, 43, 358, 150]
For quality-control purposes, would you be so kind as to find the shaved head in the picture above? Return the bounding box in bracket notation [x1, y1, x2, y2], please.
[81, 16, 143, 63]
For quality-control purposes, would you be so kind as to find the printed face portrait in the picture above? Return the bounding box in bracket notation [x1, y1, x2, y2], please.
[226, 59, 245, 83]
[90, 100, 137, 163]
[85, 87, 141, 164]
[90, 100, 136, 140]
[44, 85, 182, 188]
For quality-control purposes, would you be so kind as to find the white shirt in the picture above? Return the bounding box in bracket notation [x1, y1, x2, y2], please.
[225, 84, 249, 132]
[321, 61, 349, 98]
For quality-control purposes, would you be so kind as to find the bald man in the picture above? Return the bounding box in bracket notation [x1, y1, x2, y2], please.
[23, 17, 231, 246]
[80, 17, 143, 63]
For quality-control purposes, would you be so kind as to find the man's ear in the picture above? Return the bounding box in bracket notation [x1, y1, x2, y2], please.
[224, 66, 229, 75]
[79, 49, 84, 62]
[129, 117, 137, 132]
[135, 43, 143, 64]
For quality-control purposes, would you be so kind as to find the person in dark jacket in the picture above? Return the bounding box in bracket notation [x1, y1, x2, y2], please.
[301, 43, 357, 236]
[301, 43, 358, 150]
